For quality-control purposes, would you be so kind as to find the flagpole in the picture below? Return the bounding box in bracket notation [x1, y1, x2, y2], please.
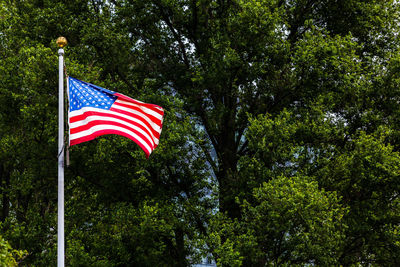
[56, 37, 67, 267]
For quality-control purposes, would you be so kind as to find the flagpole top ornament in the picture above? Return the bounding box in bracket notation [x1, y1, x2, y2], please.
[56, 37, 67, 48]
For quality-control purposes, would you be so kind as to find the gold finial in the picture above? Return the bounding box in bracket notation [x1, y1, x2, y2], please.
[56, 37, 67, 48]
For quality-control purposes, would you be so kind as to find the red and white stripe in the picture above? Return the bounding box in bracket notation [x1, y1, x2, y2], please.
[69, 94, 164, 158]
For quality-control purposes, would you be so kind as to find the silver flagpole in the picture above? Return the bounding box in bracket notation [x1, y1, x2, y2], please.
[56, 37, 67, 267]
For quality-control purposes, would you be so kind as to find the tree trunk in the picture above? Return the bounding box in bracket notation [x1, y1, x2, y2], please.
[0, 163, 10, 222]
[216, 111, 240, 218]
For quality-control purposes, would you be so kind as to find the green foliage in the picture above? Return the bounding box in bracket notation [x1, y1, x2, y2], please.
[206, 175, 346, 266]
[0, 235, 27, 267]
[1, 0, 400, 266]
[243, 176, 345, 265]
[238, 108, 400, 265]
[316, 130, 400, 265]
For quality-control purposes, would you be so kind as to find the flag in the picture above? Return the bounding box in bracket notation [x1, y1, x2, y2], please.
[68, 77, 164, 158]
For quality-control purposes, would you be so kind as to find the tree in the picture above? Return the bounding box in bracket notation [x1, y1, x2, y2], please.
[109, 0, 400, 264]
[1, 1, 211, 265]
[1, 0, 400, 265]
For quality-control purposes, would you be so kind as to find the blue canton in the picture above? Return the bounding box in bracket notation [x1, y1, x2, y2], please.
[68, 77, 118, 112]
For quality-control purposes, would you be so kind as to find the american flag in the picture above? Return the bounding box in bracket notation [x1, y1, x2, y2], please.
[68, 77, 164, 158]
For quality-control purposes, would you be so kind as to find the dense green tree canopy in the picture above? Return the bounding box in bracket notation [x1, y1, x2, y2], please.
[1, 0, 399, 266]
